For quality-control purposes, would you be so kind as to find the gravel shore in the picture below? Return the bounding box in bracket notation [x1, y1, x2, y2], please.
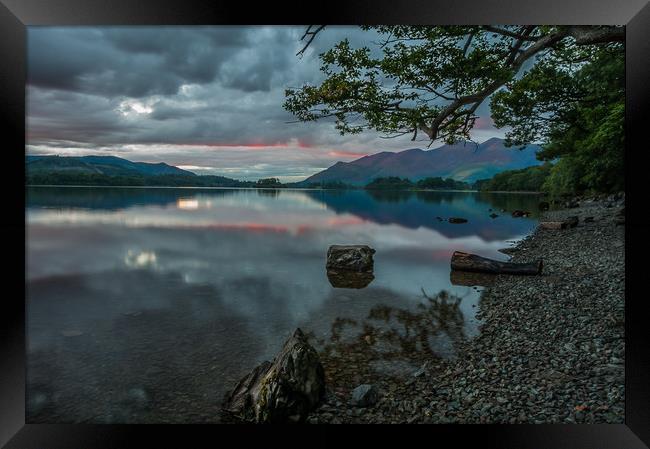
[308, 196, 625, 424]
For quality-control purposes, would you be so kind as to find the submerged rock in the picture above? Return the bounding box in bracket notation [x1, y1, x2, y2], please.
[489, 213, 499, 219]
[221, 328, 325, 423]
[327, 270, 374, 289]
[326, 245, 375, 273]
[350, 384, 379, 407]
[448, 217, 468, 224]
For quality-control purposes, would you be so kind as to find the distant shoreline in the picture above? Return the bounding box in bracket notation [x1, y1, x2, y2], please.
[25, 184, 544, 194]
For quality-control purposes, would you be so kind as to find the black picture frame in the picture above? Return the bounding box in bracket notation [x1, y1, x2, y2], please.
[1, 0, 648, 447]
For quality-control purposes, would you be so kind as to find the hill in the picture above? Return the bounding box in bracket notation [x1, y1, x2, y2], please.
[301, 138, 541, 186]
[25, 155, 253, 187]
[26, 155, 195, 177]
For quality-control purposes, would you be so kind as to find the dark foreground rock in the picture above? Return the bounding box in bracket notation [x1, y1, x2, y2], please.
[326, 245, 375, 273]
[222, 328, 325, 423]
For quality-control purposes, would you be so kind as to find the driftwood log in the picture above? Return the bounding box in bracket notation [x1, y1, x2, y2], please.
[539, 216, 579, 230]
[451, 251, 542, 275]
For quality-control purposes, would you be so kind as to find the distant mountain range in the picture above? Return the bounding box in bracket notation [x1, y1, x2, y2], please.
[26, 137, 543, 187]
[26, 155, 195, 177]
[300, 137, 542, 186]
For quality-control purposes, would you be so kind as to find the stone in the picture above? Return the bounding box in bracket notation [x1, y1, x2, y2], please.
[538, 201, 550, 211]
[489, 213, 499, 219]
[326, 245, 375, 273]
[350, 384, 379, 407]
[511, 210, 530, 218]
[221, 328, 325, 423]
[413, 361, 432, 377]
[448, 217, 468, 224]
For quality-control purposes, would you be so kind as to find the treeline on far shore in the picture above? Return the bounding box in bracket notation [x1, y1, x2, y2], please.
[297, 165, 554, 193]
[27, 164, 557, 193]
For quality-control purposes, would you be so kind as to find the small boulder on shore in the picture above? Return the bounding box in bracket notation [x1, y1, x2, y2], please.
[512, 210, 530, 218]
[538, 201, 550, 211]
[350, 384, 379, 407]
[221, 328, 325, 423]
[326, 245, 375, 273]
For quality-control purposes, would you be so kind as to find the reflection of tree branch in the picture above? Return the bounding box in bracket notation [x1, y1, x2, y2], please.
[317, 290, 468, 389]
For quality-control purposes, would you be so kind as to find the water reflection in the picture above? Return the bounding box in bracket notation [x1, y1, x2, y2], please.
[26, 186, 540, 423]
[449, 270, 498, 287]
[326, 270, 375, 289]
[305, 290, 466, 389]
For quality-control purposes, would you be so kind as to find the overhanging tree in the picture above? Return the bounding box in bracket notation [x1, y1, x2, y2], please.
[284, 26, 624, 193]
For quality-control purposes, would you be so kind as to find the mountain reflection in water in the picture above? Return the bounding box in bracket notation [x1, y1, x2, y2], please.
[26, 186, 539, 423]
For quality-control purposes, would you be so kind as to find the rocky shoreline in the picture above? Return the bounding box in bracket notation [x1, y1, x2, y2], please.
[306, 196, 625, 424]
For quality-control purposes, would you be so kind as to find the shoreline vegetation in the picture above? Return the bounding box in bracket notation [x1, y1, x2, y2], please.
[25, 168, 554, 195]
[304, 195, 625, 424]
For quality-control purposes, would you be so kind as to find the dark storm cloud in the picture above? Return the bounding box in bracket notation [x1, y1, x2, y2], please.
[28, 26, 299, 98]
[26, 26, 505, 181]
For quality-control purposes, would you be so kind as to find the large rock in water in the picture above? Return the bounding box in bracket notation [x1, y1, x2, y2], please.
[326, 245, 375, 273]
[221, 328, 325, 423]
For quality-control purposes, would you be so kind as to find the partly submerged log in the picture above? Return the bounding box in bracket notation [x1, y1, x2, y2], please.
[451, 251, 542, 275]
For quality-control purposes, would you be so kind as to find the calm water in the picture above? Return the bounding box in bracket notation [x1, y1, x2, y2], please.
[26, 186, 540, 423]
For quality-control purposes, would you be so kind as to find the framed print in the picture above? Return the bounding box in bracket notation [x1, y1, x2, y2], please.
[1, 0, 648, 447]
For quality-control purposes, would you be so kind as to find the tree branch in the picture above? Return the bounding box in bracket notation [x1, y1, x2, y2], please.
[421, 28, 572, 140]
[567, 25, 624, 45]
[297, 25, 326, 57]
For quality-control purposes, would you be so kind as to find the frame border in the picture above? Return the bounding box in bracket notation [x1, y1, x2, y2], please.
[1, 1, 648, 447]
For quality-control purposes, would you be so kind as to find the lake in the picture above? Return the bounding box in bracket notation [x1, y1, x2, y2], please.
[26, 186, 541, 423]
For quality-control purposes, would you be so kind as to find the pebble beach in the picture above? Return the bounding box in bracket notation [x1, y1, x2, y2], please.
[308, 196, 626, 424]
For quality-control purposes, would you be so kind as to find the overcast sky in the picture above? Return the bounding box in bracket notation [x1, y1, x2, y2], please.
[26, 26, 504, 182]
